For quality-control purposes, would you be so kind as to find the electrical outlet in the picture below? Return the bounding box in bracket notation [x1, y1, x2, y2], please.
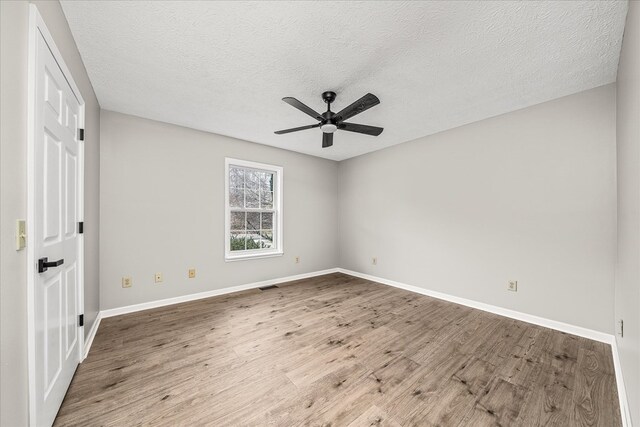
[508, 280, 518, 292]
[372, 257, 377, 265]
[188, 269, 196, 278]
[155, 273, 163, 283]
[122, 276, 132, 288]
[295, 256, 300, 264]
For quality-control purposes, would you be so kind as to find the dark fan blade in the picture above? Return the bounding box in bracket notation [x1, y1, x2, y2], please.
[274, 123, 320, 135]
[338, 122, 383, 136]
[282, 97, 323, 120]
[322, 132, 333, 148]
[335, 93, 380, 122]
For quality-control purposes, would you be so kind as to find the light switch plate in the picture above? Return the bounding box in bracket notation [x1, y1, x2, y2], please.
[16, 219, 26, 251]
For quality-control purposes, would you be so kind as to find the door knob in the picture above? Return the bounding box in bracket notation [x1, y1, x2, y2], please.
[38, 257, 64, 273]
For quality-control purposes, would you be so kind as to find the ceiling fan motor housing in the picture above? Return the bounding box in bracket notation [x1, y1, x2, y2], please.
[320, 109, 337, 133]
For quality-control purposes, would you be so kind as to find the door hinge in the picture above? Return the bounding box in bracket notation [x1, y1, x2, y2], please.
[78, 128, 85, 141]
[78, 314, 84, 327]
[78, 221, 84, 234]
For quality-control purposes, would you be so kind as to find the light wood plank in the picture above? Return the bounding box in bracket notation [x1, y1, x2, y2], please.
[54, 273, 622, 427]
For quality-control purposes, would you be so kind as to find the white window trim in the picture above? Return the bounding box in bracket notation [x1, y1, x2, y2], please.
[224, 158, 283, 261]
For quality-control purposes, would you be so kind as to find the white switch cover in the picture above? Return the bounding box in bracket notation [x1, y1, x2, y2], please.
[15, 219, 26, 251]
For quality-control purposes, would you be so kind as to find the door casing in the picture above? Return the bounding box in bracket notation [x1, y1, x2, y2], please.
[27, 5, 86, 425]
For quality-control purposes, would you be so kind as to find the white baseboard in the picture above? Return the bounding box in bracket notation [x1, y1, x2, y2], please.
[337, 268, 630, 427]
[82, 311, 101, 361]
[100, 268, 340, 318]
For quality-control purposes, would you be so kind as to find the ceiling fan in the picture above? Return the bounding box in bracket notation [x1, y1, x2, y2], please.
[274, 91, 383, 148]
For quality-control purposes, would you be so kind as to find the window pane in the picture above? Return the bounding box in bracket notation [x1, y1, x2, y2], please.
[261, 212, 273, 230]
[261, 230, 273, 248]
[260, 191, 273, 209]
[246, 233, 262, 250]
[259, 172, 274, 193]
[246, 212, 260, 232]
[229, 186, 244, 208]
[229, 167, 244, 188]
[245, 187, 259, 208]
[230, 212, 245, 230]
[245, 170, 259, 191]
[230, 231, 245, 251]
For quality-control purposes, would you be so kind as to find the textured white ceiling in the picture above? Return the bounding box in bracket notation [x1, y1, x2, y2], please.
[61, 1, 628, 161]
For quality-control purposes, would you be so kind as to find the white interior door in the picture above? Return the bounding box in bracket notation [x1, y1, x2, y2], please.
[30, 11, 84, 426]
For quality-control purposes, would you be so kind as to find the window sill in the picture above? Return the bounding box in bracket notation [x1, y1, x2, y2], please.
[225, 251, 284, 262]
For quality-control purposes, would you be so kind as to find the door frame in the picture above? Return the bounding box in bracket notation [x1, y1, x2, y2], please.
[26, 5, 86, 425]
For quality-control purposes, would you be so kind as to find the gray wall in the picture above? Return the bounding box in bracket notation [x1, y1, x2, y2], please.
[615, 1, 640, 424]
[99, 111, 338, 310]
[0, 1, 100, 425]
[338, 84, 617, 334]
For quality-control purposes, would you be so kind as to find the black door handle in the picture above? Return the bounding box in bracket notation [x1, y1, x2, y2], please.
[38, 257, 64, 273]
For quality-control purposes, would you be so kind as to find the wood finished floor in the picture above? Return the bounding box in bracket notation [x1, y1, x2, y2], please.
[55, 273, 621, 426]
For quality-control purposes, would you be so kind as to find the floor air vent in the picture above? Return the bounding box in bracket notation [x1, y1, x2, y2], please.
[259, 285, 279, 291]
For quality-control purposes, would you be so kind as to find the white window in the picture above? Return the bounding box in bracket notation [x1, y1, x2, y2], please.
[225, 158, 283, 261]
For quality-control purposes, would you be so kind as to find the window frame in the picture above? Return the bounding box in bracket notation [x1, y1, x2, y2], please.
[224, 157, 283, 261]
